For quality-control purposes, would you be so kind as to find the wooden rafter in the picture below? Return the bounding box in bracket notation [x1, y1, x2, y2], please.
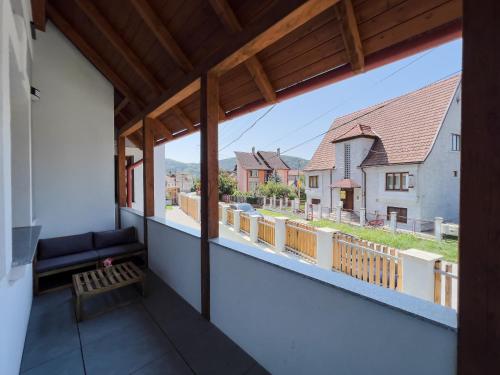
[114, 97, 129, 117]
[75, 0, 163, 94]
[127, 132, 143, 149]
[129, 0, 193, 73]
[171, 106, 196, 132]
[209, 0, 276, 103]
[146, 117, 174, 141]
[336, 0, 364, 72]
[31, 0, 46, 31]
[47, 5, 145, 109]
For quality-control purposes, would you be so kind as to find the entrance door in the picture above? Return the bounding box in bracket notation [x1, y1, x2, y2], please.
[341, 189, 354, 210]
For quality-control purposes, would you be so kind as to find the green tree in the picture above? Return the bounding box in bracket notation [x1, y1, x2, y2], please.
[258, 180, 292, 198]
[218, 171, 237, 196]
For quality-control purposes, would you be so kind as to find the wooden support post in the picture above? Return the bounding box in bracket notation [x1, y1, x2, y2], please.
[117, 136, 126, 228]
[142, 118, 154, 266]
[459, 1, 500, 373]
[200, 71, 219, 320]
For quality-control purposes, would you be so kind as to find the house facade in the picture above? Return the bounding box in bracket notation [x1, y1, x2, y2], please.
[304, 76, 461, 230]
[235, 148, 290, 192]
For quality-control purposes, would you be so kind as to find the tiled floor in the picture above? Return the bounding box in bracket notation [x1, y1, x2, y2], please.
[20, 271, 268, 375]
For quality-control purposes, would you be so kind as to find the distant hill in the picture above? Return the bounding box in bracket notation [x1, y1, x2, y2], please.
[166, 155, 309, 178]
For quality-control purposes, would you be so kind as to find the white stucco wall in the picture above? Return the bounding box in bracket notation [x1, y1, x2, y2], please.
[304, 169, 332, 210]
[0, 2, 34, 374]
[31, 22, 115, 238]
[419, 84, 461, 223]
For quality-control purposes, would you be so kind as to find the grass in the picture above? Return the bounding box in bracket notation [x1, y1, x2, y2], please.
[257, 209, 458, 262]
[165, 204, 174, 210]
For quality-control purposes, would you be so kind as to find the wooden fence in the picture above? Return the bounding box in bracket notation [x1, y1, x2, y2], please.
[332, 233, 402, 291]
[227, 208, 234, 226]
[434, 261, 457, 308]
[240, 213, 250, 234]
[180, 194, 199, 221]
[285, 221, 316, 261]
[258, 218, 275, 246]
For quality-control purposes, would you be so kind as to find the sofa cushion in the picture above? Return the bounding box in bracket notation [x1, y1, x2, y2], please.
[36, 250, 99, 273]
[37, 232, 94, 260]
[96, 242, 144, 259]
[94, 227, 137, 249]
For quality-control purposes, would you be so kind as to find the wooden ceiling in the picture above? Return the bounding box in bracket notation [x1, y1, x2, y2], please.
[36, 0, 462, 147]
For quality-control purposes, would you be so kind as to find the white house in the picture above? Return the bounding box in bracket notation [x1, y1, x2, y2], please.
[304, 75, 461, 231]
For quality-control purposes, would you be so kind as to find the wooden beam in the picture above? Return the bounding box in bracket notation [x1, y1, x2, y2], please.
[213, 0, 340, 75]
[31, 0, 46, 31]
[147, 117, 174, 141]
[142, 119, 155, 217]
[117, 136, 126, 207]
[129, 0, 193, 73]
[209, 0, 276, 102]
[123, 0, 338, 132]
[336, 0, 364, 72]
[459, 0, 500, 373]
[75, 0, 163, 94]
[127, 133, 143, 149]
[171, 106, 196, 132]
[200, 71, 219, 320]
[114, 97, 129, 117]
[47, 5, 145, 108]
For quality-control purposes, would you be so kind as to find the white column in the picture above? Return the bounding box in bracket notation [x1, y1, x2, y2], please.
[399, 249, 443, 302]
[336, 202, 342, 223]
[249, 214, 260, 243]
[435, 217, 443, 241]
[360, 208, 366, 227]
[279, 198, 283, 211]
[390, 211, 397, 233]
[316, 228, 337, 269]
[233, 209, 242, 232]
[274, 217, 288, 253]
[222, 205, 228, 225]
[294, 198, 300, 212]
[195, 196, 201, 222]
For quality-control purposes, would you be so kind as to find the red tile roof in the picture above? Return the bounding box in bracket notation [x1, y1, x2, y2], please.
[332, 124, 378, 143]
[235, 150, 290, 171]
[331, 178, 361, 188]
[305, 75, 461, 171]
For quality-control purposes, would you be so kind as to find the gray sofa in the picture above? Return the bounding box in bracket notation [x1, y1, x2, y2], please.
[34, 227, 145, 294]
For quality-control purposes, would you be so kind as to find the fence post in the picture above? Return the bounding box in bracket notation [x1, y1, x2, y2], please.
[434, 217, 443, 241]
[390, 211, 397, 233]
[336, 202, 342, 223]
[195, 196, 201, 222]
[274, 217, 288, 253]
[222, 205, 228, 225]
[360, 208, 366, 226]
[316, 228, 337, 270]
[279, 198, 283, 211]
[233, 209, 242, 232]
[294, 198, 300, 212]
[285, 197, 289, 208]
[399, 249, 443, 302]
[249, 215, 260, 243]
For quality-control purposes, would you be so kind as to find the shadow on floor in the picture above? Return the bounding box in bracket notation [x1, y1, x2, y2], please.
[20, 271, 268, 375]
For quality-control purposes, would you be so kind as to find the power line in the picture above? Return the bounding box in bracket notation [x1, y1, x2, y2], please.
[219, 104, 276, 152]
[262, 49, 435, 149]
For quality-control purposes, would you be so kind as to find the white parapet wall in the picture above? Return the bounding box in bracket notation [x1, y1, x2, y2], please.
[120, 207, 145, 243]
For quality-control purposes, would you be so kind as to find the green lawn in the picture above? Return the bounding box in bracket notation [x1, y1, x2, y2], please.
[258, 209, 458, 262]
[165, 204, 174, 210]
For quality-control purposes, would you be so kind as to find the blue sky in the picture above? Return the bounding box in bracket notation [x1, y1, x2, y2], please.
[165, 39, 462, 164]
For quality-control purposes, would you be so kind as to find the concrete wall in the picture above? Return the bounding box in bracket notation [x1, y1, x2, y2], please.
[419, 84, 461, 223]
[0, 2, 34, 374]
[147, 218, 201, 312]
[32, 22, 115, 238]
[210, 240, 457, 375]
[120, 207, 144, 243]
[304, 169, 332, 210]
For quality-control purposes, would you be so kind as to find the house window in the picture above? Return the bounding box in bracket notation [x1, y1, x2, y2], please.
[311, 198, 321, 204]
[386, 172, 409, 191]
[387, 207, 408, 224]
[344, 144, 351, 179]
[250, 170, 259, 177]
[309, 175, 319, 188]
[451, 133, 461, 151]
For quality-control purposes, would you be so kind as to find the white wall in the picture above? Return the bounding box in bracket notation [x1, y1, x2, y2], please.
[304, 169, 332, 210]
[32, 22, 115, 238]
[147, 218, 201, 312]
[120, 207, 145, 243]
[0, 1, 35, 374]
[419, 84, 461, 223]
[210, 240, 457, 375]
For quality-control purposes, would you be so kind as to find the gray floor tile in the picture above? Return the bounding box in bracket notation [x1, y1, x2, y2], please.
[131, 350, 193, 375]
[21, 348, 84, 375]
[178, 327, 256, 375]
[82, 312, 173, 375]
[21, 300, 80, 372]
[245, 362, 271, 375]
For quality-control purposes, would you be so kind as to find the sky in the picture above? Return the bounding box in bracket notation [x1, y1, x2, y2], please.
[165, 39, 462, 164]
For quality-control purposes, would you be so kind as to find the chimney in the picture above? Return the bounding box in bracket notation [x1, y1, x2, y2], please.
[277, 148, 280, 157]
[252, 146, 255, 155]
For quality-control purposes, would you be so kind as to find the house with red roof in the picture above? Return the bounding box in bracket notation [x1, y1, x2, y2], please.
[304, 75, 461, 230]
[235, 148, 290, 192]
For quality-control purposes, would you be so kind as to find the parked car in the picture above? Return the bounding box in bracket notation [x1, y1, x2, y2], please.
[229, 203, 263, 218]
